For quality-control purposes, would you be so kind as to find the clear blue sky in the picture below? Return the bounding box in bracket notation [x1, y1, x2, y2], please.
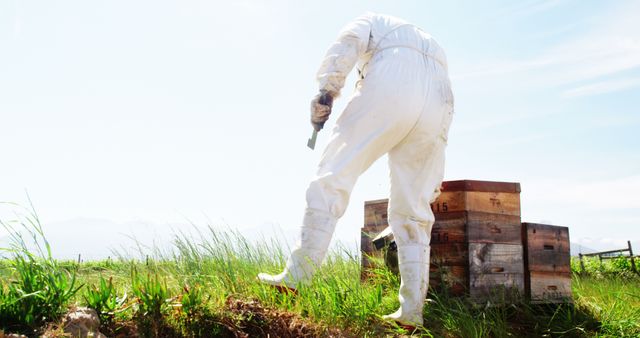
[1, 1, 639, 259]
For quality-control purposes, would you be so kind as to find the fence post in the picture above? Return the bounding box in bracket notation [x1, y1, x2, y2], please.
[579, 253, 585, 275]
[629, 241, 637, 274]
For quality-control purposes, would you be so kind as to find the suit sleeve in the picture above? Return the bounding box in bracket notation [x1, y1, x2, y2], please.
[316, 14, 372, 98]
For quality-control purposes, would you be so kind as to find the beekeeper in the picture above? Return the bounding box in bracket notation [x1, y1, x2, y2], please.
[258, 12, 454, 328]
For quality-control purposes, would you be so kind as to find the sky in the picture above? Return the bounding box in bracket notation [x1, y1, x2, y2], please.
[1, 0, 639, 259]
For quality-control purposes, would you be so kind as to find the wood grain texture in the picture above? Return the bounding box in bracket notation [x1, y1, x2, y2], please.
[466, 212, 522, 244]
[523, 223, 571, 273]
[528, 271, 572, 303]
[464, 191, 521, 216]
[431, 214, 467, 244]
[468, 243, 524, 275]
[364, 200, 389, 228]
[430, 212, 522, 244]
[523, 223, 570, 252]
[469, 273, 525, 302]
[431, 191, 467, 213]
[431, 243, 469, 266]
[429, 264, 467, 296]
[431, 191, 521, 216]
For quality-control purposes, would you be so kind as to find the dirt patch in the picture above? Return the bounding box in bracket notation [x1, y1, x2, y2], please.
[220, 297, 353, 338]
[37, 298, 356, 337]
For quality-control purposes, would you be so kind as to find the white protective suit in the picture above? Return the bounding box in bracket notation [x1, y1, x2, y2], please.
[258, 12, 454, 327]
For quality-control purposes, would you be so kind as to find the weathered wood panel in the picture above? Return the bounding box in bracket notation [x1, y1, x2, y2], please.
[523, 223, 571, 273]
[527, 249, 571, 273]
[431, 213, 466, 244]
[466, 212, 521, 244]
[430, 212, 521, 244]
[464, 191, 521, 216]
[431, 191, 466, 213]
[430, 264, 467, 296]
[467, 243, 525, 302]
[524, 223, 570, 253]
[365, 212, 521, 246]
[468, 243, 524, 275]
[431, 243, 468, 266]
[364, 199, 389, 227]
[469, 273, 525, 302]
[431, 191, 520, 216]
[528, 271, 572, 303]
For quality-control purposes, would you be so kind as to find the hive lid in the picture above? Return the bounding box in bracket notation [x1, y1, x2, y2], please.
[441, 180, 521, 193]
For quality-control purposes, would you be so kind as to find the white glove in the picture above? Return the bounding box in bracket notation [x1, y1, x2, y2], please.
[310, 91, 334, 131]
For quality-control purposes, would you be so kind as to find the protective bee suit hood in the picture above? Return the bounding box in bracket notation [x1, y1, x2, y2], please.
[259, 12, 454, 328]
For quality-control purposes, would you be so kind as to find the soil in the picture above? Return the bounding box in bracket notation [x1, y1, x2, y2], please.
[35, 297, 356, 338]
[220, 297, 354, 338]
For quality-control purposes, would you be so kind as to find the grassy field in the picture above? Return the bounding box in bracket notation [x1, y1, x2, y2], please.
[1, 207, 639, 337]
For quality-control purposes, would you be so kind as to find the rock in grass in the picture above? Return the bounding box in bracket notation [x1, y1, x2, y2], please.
[62, 307, 107, 338]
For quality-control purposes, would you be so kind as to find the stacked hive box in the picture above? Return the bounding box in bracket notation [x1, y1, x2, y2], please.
[522, 223, 572, 303]
[361, 199, 392, 273]
[430, 180, 525, 301]
[361, 180, 525, 302]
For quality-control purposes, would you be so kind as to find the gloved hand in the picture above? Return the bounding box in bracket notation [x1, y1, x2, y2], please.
[310, 90, 334, 132]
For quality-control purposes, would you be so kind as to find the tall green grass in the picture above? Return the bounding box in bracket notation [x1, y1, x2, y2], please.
[573, 276, 640, 336]
[102, 224, 639, 337]
[168, 225, 399, 331]
[1, 204, 639, 337]
[0, 202, 82, 333]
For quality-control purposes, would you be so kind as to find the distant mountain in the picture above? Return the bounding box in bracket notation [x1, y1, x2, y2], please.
[570, 242, 597, 256]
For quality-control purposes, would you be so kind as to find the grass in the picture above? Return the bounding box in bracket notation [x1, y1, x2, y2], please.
[572, 276, 640, 336]
[0, 203, 82, 335]
[1, 204, 639, 337]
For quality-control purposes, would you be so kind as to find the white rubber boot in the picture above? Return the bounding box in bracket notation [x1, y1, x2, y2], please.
[383, 244, 430, 328]
[258, 209, 337, 290]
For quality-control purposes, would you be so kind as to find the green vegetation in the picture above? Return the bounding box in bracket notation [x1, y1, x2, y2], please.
[572, 276, 640, 337]
[1, 205, 639, 337]
[0, 204, 81, 334]
[83, 276, 121, 329]
[572, 254, 638, 278]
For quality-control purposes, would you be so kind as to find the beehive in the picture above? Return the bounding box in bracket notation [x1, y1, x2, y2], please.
[522, 223, 572, 303]
[361, 180, 525, 302]
[361, 199, 392, 272]
[430, 213, 524, 301]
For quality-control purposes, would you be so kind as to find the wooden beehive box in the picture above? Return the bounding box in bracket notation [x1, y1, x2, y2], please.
[429, 212, 524, 297]
[431, 180, 523, 302]
[361, 180, 525, 302]
[522, 223, 572, 303]
[432, 180, 521, 217]
[361, 199, 391, 271]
